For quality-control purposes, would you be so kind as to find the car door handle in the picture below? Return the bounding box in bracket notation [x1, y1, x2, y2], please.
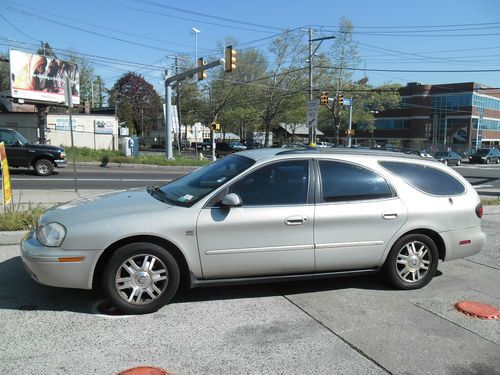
[285, 215, 308, 226]
[382, 212, 398, 220]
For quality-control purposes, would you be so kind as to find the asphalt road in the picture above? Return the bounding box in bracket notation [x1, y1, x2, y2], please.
[3, 162, 500, 195]
[0, 214, 499, 374]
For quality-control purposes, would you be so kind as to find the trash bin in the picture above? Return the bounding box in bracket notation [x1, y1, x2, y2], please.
[130, 136, 139, 157]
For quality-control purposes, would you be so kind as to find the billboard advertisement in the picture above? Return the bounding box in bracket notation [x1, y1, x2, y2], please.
[9, 49, 80, 106]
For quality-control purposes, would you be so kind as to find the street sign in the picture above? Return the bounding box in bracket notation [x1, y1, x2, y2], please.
[306, 100, 319, 128]
[343, 98, 352, 106]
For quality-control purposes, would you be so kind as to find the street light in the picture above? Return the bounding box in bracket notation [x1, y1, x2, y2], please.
[191, 27, 201, 64]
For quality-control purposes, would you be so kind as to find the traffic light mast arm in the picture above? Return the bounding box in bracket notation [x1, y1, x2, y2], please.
[165, 58, 224, 85]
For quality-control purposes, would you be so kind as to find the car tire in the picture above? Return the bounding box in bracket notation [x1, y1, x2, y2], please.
[443, 159, 448, 165]
[102, 242, 180, 315]
[383, 234, 438, 290]
[457, 159, 461, 166]
[33, 159, 54, 176]
[215, 152, 220, 158]
[496, 158, 499, 164]
[485, 158, 490, 164]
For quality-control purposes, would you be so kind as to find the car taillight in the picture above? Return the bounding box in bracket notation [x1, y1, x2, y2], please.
[475, 203, 483, 219]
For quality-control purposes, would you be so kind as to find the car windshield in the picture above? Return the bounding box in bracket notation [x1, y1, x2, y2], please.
[434, 152, 448, 157]
[153, 154, 255, 207]
[474, 149, 490, 156]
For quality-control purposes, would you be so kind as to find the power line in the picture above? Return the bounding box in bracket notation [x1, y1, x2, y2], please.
[131, 0, 283, 32]
[317, 65, 500, 73]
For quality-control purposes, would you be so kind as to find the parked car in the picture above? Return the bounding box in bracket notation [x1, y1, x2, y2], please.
[21, 148, 485, 314]
[469, 148, 500, 164]
[433, 151, 462, 166]
[0, 127, 67, 176]
[229, 142, 247, 152]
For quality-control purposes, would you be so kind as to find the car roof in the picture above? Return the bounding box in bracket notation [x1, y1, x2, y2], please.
[238, 147, 426, 162]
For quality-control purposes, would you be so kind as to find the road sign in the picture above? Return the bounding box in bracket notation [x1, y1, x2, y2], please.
[342, 98, 352, 106]
[306, 100, 319, 128]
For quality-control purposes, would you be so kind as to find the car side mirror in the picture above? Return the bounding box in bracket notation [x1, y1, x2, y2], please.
[220, 193, 242, 207]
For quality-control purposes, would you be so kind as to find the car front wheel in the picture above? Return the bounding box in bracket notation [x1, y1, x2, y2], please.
[102, 242, 180, 314]
[34, 158, 54, 176]
[457, 159, 461, 166]
[384, 234, 438, 290]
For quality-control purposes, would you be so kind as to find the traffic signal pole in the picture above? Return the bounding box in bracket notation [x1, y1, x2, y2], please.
[348, 98, 353, 147]
[164, 58, 224, 159]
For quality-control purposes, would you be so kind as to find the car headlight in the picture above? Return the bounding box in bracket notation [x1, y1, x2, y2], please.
[36, 222, 66, 247]
[60, 151, 66, 159]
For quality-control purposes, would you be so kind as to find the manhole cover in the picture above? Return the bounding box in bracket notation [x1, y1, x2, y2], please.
[118, 366, 171, 375]
[455, 301, 500, 320]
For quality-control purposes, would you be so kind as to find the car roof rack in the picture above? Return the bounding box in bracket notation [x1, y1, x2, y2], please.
[276, 145, 427, 158]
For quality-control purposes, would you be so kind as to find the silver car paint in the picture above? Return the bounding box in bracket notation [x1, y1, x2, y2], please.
[21, 149, 486, 291]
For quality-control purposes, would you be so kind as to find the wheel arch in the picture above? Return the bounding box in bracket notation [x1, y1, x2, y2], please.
[31, 154, 56, 166]
[397, 228, 446, 261]
[92, 235, 191, 290]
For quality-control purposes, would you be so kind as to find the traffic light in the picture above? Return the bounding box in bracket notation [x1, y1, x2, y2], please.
[225, 45, 236, 72]
[197, 58, 207, 81]
[320, 91, 329, 105]
[338, 94, 344, 106]
[211, 123, 221, 131]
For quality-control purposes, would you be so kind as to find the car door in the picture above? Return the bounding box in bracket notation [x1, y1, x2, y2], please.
[197, 159, 315, 279]
[313, 159, 408, 272]
[0, 129, 28, 167]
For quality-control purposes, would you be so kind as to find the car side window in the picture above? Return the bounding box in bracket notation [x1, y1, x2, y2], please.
[0, 130, 19, 146]
[228, 160, 309, 206]
[319, 160, 393, 202]
[379, 161, 465, 195]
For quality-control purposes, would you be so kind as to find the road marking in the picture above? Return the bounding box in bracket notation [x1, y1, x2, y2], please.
[473, 184, 494, 188]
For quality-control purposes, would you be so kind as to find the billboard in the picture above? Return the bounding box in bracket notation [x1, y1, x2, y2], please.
[9, 50, 80, 106]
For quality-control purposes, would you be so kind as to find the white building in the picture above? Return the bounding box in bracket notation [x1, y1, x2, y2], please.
[0, 112, 119, 150]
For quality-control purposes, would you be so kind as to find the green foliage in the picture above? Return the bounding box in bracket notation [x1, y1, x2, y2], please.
[0, 205, 45, 231]
[63, 146, 209, 166]
[0, 51, 9, 91]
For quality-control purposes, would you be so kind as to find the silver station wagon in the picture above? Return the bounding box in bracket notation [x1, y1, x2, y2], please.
[21, 148, 486, 314]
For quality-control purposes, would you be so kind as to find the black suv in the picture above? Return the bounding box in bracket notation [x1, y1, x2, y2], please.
[0, 128, 67, 176]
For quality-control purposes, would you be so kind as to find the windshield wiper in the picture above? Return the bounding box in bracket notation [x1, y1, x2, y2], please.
[146, 185, 170, 203]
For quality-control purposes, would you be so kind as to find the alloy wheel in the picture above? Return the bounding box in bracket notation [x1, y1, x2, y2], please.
[395, 240, 432, 283]
[115, 254, 169, 305]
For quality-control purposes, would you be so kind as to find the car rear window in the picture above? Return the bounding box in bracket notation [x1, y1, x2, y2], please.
[379, 161, 465, 196]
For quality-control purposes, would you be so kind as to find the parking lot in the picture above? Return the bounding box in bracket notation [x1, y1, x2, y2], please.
[0, 211, 499, 374]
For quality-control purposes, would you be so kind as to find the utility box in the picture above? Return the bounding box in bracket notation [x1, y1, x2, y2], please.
[122, 137, 132, 156]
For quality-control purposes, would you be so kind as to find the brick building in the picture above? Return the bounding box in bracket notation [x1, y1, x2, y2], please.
[355, 82, 500, 153]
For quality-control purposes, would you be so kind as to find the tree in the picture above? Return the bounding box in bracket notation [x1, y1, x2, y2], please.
[109, 72, 162, 138]
[37, 42, 57, 58]
[0, 51, 9, 92]
[255, 31, 308, 146]
[67, 53, 96, 108]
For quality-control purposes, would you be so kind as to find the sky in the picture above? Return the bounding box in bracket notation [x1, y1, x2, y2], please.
[1, 0, 500, 95]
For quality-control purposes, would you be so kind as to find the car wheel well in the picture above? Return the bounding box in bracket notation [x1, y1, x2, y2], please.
[92, 235, 190, 291]
[31, 156, 55, 165]
[400, 229, 446, 261]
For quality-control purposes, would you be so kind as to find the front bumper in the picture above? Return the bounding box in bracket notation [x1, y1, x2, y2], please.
[55, 159, 68, 168]
[20, 231, 99, 290]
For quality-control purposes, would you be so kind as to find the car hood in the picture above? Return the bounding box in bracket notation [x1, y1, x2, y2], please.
[27, 143, 64, 152]
[40, 188, 172, 226]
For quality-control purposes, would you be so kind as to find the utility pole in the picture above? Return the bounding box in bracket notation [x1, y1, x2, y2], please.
[175, 56, 182, 154]
[306, 29, 335, 145]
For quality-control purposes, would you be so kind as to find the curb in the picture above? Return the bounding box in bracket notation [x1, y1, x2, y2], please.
[0, 231, 27, 246]
[76, 161, 199, 172]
